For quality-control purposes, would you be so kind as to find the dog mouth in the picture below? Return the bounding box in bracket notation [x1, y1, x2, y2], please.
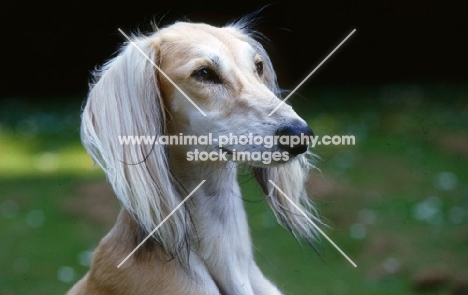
[217, 146, 294, 167]
[219, 147, 233, 155]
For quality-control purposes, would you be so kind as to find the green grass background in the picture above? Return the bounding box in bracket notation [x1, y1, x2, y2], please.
[1, 84, 467, 294]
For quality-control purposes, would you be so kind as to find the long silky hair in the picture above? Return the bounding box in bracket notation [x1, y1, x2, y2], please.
[80, 22, 319, 262]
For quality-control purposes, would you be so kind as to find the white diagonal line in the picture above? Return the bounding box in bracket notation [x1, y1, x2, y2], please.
[268, 29, 356, 116]
[268, 180, 357, 267]
[117, 180, 206, 268]
[118, 28, 207, 116]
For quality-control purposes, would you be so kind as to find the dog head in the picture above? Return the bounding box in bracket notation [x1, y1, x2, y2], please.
[81, 21, 319, 255]
[153, 22, 313, 166]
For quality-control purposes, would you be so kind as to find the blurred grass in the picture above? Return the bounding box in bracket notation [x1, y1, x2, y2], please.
[1, 84, 467, 294]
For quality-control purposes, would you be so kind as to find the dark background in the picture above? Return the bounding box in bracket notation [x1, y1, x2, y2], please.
[1, 0, 467, 98]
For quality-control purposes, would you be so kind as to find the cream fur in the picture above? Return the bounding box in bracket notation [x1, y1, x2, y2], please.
[70, 20, 318, 295]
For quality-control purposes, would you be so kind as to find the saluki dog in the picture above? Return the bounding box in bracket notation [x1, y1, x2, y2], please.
[69, 20, 319, 295]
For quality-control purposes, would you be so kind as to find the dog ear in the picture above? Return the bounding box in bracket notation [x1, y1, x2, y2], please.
[251, 153, 321, 244]
[81, 35, 190, 257]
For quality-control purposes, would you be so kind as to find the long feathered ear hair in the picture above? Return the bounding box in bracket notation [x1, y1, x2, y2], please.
[230, 20, 321, 244]
[80, 34, 190, 259]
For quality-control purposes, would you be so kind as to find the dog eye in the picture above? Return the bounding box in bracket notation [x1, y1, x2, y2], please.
[192, 67, 222, 84]
[255, 61, 263, 76]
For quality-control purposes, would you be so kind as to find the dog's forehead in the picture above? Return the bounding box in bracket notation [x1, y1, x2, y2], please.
[157, 22, 257, 57]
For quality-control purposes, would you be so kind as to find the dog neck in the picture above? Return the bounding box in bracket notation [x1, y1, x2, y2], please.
[167, 147, 254, 262]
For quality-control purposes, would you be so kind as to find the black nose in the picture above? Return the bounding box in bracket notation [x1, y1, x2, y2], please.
[275, 121, 314, 156]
